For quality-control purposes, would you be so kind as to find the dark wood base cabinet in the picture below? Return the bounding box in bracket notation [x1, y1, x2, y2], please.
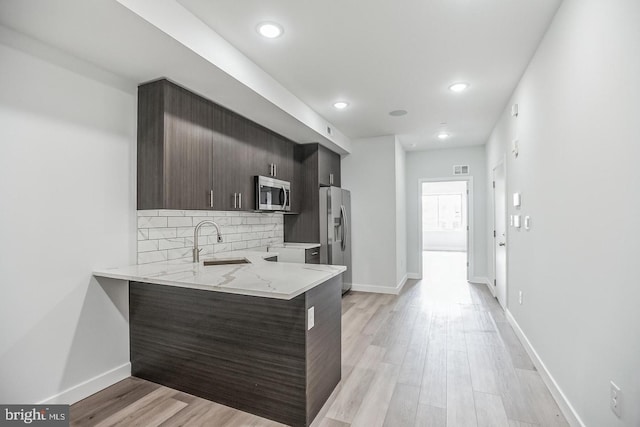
[129, 277, 342, 427]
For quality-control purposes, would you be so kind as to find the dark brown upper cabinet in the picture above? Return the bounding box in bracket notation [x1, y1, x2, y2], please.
[137, 79, 297, 211]
[284, 143, 342, 242]
[138, 80, 214, 210]
[317, 144, 341, 187]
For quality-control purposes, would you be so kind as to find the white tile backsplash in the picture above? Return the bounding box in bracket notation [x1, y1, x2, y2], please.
[167, 217, 193, 227]
[138, 216, 168, 228]
[137, 210, 284, 264]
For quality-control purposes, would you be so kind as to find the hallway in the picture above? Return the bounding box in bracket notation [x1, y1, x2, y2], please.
[316, 251, 569, 426]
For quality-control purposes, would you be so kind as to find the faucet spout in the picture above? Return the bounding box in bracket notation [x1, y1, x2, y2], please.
[193, 220, 223, 263]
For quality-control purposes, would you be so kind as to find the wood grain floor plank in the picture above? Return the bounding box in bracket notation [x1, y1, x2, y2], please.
[418, 333, 447, 408]
[350, 363, 400, 427]
[383, 306, 419, 364]
[516, 369, 568, 427]
[414, 404, 446, 427]
[93, 387, 175, 427]
[494, 320, 536, 371]
[447, 305, 467, 352]
[474, 391, 510, 427]
[397, 311, 431, 385]
[70, 378, 161, 427]
[508, 420, 539, 427]
[355, 345, 386, 370]
[124, 397, 187, 426]
[382, 383, 419, 427]
[446, 349, 478, 427]
[317, 418, 350, 427]
[467, 344, 502, 394]
[325, 367, 376, 423]
[491, 345, 540, 425]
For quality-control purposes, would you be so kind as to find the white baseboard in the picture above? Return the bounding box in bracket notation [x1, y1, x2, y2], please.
[407, 272, 421, 280]
[351, 274, 408, 295]
[505, 311, 585, 427]
[397, 274, 408, 292]
[38, 362, 131, 405]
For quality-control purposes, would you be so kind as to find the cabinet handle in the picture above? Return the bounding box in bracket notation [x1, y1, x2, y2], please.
[238, 192, 242, 209]
[274, 164, 277, 176]
[311, 252, 319, 256]
[210, 190, 214, 208]
[330, 173, 334, 185]
[233, 193, 237, 209]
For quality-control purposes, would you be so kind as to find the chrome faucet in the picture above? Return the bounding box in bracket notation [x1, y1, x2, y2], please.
[193, 220, 223, 263]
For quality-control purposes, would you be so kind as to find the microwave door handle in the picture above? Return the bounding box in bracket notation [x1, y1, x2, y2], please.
[282, 185, 288, 210]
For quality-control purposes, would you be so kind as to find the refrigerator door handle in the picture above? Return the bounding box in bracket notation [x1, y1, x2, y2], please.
[340, 205, 348, 251]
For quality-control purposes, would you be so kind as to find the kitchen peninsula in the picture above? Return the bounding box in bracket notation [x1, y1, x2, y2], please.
[94, 252, 345, 427]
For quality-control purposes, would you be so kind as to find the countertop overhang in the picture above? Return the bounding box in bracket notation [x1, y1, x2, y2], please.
[93, 251, 346, 300]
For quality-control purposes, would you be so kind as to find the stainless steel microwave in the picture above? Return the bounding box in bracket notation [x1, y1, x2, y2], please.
[255, 176, 291, 211]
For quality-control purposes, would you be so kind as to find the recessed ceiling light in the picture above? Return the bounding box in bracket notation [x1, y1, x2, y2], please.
[257, 22, 284, 38]
[333, 101, 349, 110]
[449, 82, 470, 93]
[437, 132, 450, 140]
[389, 109, 408, 117]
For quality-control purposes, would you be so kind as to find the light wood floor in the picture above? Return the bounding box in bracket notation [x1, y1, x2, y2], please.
[71, 252, 568, 427]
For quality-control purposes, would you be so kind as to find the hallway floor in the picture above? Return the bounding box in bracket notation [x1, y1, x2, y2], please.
[70, 251, 568, 426]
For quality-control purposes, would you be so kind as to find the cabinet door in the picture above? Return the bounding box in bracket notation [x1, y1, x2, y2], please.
[317, 145, 341, 187]
[329, 149, 341, 187]
[214, 109, 251, 210]
[163, 83, 214, 210]
[274, 137, 294, 182]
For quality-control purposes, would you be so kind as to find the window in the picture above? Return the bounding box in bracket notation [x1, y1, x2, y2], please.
[423, 194, 463, 231]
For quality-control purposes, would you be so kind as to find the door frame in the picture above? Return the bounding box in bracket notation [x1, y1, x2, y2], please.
[492, 155, 509, 308]
[418, 176, 474, 281]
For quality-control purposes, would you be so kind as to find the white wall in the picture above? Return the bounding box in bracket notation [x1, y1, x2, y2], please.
[342, 135, 406, 292]
[485, 1, 640, 425]
[0, 32, 136, 403]
[394, 139, 407, 285]
[405, 146, 487, 279]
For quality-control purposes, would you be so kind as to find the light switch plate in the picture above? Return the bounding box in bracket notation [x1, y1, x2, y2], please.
[512, 139, 519, 158]
[511, 103, 519, 117]
[513, 192, 521, 208]
[524, 216, 531, 230]
[513, 215, 521, 228]
[307, 306, 315, 330]
[610, 381, 622, 418]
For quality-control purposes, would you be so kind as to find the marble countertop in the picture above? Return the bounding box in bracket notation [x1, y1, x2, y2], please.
[93, 251, 345, 300]
[269, 242, 321, 250]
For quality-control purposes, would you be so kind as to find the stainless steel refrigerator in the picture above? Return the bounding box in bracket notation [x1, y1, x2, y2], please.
[319, 187, 352, 294]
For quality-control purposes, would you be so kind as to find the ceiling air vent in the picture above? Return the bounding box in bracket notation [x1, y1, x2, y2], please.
[453, 165, 470, 175]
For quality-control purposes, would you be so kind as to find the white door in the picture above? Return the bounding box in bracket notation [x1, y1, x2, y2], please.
[493, 163, 507, 308]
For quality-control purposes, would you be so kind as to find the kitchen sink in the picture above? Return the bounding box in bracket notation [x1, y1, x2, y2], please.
[203, 257, 251, 266]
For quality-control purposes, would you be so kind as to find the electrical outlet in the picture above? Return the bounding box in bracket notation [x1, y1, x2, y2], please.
[610, 381, 622, 418]
[307, 306, 315, 330]
[519, 291, 523, 305]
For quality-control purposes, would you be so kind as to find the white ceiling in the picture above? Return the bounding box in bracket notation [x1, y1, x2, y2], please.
[0, 0, 351, 153]
[178, 0, 562, 150]
[0, 0, 562, 152]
